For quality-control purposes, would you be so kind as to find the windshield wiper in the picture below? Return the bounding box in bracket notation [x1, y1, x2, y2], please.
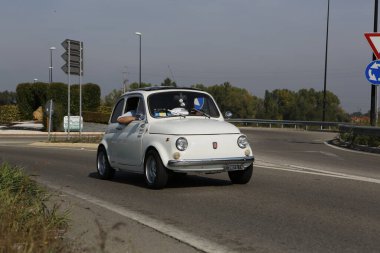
[191, 108, 211, 118]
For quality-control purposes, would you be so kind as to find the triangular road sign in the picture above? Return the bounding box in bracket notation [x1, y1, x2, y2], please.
[365, 33, 380, 59]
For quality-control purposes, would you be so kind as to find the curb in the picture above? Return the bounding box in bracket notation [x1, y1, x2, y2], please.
[0, 131, 104, 136]
[29, 142, 98, 149]
[328, 138, 380, 154]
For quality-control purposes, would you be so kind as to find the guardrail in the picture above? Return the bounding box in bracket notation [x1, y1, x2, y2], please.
[339, 124, 380, 137]
[226, 118, 342, 130]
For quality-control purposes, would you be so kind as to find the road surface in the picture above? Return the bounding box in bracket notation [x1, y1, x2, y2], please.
[0, 128, 379, 252]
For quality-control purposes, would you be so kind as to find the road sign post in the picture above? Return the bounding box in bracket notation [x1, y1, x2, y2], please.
[365, 32, 380, 126]
[45, 99, 54, 141]
[61, 39, 84, 138]
[364, 0, 379, 126]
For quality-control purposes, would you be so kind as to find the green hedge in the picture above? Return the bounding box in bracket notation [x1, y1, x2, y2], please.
[16, 82, 102, 131]
[340, 132, 380, 148]
[83, 111, 110, 124]
[0, 105, 21, 124]
[16, 83, 48, 120]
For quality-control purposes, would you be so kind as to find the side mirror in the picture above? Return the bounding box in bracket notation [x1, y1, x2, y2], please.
[225, 111, 232, 119]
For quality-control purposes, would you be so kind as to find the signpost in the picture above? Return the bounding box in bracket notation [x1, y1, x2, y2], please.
[365, 33, 380, 59]
[61, 39, 84, 138]
[365, 0, 379, 126]
[365, 32, 380, 126]
[61, 39, 83, 75]
[44, 99, 54, 141]
[365, 60, 380, 85]
[63, 116, 83, 132]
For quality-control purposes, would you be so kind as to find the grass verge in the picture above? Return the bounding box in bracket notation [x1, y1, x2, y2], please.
[49, 134, 103, 144]
[0, 162, 68, 253]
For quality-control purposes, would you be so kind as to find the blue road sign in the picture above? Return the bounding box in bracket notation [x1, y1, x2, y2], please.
[365, 60, 380, 85]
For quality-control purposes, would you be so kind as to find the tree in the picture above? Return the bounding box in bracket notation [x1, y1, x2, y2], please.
[193, 82, 259, 118]
[128, 82, 153, 90]
[161, 77, 177, 87]
[103, 89, 123, 107]
[0, 90, 17, 105]
[259, 88, 349, 122]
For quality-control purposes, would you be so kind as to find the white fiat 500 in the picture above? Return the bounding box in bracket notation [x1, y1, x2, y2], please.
[97, 87, 254, 189]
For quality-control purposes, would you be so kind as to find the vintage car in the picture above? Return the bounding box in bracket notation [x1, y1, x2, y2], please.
[97, 87, 254, 189]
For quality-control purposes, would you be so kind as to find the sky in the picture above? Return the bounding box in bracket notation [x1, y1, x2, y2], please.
[0, 0, 377, 113]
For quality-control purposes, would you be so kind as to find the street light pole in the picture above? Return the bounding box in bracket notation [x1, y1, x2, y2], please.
[135, 32, 142, 88]
[322, 0, 330, 122]
[49, 47, 56, 84]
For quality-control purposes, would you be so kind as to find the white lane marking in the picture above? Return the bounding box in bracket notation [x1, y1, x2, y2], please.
[255, 160, 380, 185]
[303, 151, 339, 158]
[324, 141, 380, 157]
[38, 180, 235, 253]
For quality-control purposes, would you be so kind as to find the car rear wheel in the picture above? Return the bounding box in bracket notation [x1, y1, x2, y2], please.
[228, 164, 253, 184]
[144, 150, 168, 189]
[97, 146, 115, 180]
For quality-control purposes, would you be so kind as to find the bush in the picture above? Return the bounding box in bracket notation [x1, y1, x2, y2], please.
[16, 82, 48, 120]
[14, 82, 103, 131]
[83, 83, 101, 111]
[0, 105, 21, 124]
[0, 162, 67, 252]
[83, 111, 110, 124]
[97, 105, 113, 114]
[339, 132, 380, 148]
[43, 83, 68, 131]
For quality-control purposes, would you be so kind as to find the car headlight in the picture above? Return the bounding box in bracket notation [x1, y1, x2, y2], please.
[176, 137, 188, 151]
[237, 135, 249, 149]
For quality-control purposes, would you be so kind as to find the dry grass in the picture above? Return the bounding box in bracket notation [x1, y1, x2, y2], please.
[0, 162, 68, 253]
[49, 134, 103, 144]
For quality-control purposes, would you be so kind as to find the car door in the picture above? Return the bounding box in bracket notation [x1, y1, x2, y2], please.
[105, 98, 126, 167]
[117, 95, 147, 171]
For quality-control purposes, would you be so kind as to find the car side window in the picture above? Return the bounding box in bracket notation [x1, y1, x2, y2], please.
[125, 96, 145, 117]
[110, 99, 125, 123]
[124, 97, 138, 114]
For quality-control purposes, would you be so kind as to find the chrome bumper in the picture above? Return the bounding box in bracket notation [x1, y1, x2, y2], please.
[168, 156, 254, 168]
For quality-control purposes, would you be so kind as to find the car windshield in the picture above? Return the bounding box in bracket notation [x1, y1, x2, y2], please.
[147, 91, 220, 118]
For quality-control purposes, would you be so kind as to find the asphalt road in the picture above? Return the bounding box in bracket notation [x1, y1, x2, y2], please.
[0, 128, 379, 252]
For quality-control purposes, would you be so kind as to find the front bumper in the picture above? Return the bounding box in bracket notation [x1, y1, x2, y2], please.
[167, 156, 254, 173]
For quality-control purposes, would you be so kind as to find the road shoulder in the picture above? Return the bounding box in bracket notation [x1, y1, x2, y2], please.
[51, 189, 200, 253]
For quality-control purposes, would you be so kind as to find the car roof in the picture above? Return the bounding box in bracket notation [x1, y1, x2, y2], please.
[122, 86, 206, 96]
[131, 86, 200, 92]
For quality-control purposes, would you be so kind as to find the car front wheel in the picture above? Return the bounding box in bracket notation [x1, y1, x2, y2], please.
[144, 150, 168, 189]
[97, 146, 115, 180]
[228, 164, 253, 184]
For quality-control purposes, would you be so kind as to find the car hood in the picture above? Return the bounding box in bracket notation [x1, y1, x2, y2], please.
[148, 118, 241, 135]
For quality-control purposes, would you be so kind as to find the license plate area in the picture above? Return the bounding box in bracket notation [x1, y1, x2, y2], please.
[224, 164, 243, 171]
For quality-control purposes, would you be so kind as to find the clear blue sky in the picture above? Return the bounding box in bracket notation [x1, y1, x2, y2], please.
[0, 0, 376, 113]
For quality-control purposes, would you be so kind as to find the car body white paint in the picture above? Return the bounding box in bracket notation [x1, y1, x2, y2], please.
[99, 88, 254, 174]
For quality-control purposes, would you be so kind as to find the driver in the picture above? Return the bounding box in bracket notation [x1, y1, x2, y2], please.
[117, 110, 136, 124]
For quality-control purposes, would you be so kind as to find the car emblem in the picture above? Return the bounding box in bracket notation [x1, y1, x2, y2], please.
[213, 142, 218, 149]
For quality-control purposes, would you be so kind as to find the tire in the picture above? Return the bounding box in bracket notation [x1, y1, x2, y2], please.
[168, 171, 187, 179]
[97, 146, 115, 180]
[228, 164, 253, 184]
[144, 150, 168, 189]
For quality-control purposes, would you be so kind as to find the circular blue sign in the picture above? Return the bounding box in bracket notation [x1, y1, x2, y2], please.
[365, 60, 380, 85]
